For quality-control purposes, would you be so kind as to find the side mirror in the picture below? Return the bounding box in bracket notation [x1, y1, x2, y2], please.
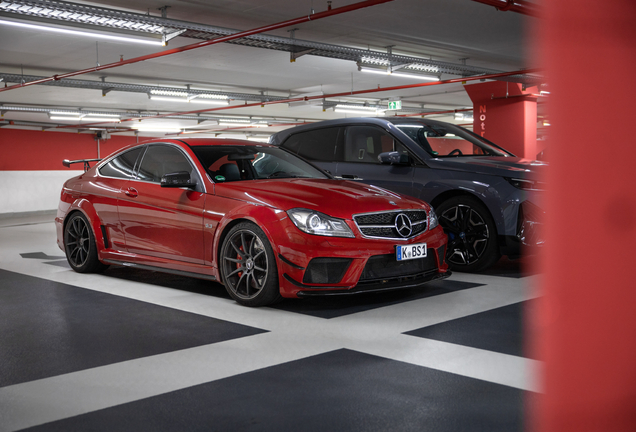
[378, 151, 410, 165]
[161, 171, 197, 188]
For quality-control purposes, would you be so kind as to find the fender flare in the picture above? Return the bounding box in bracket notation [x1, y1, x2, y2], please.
[63, 198, 107, 255]
[211, 204, 286, 269]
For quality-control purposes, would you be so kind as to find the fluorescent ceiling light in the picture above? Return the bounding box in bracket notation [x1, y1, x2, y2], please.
[360, 67, 439, 81]
[0, 18, 164, 46]
[49, 116, 81, 121]
[149, 95, 228, 105]
[335, 104, 377, 111]
[49, 115, 118, 122]
[219, 122, 252, 127]
[187, 98, 229, 105]
[219, 118, 251, 123]
[50, 111, 120, 119]
[50, 110, 80, 116]
[334, 108, 384, 116]
[84, 113, 121, 118]
[132, 126, 183, 132]
[79, 117, 120, 122]
[150, 90, 189, 97]
[192, 94, 229, 100]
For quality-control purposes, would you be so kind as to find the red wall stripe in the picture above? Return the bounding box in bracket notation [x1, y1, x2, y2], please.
[0, 129, 142, 170]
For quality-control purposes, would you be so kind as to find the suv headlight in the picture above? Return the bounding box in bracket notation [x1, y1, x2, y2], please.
[287, 208, 355, 238]
[505, 177, 546, 191]
[428, 207, 439, 230]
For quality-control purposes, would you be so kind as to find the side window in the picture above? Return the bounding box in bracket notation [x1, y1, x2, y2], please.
[344, 126, 396, 164]
[136, 145, 194, 183]
[281, 127, 342, 162]
[98, 147, 144, 179]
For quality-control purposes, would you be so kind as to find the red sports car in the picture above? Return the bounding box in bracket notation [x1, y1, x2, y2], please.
[56, 138, 450, 306]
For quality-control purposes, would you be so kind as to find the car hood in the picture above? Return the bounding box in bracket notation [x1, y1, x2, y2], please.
[425, 156, 547, 180]
[214, 178, 428, 219]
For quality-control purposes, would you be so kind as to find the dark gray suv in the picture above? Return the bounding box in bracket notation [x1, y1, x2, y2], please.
[270, 117, 546, 272]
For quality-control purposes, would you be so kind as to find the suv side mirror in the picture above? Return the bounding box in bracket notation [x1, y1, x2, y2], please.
[161, 171, 197, 188]
[378, 151, 410, 165]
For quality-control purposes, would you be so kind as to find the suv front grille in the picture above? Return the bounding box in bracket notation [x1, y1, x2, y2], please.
[353, 210, 428, 240]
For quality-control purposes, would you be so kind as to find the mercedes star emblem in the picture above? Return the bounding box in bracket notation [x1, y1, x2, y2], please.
[395, 213, 413, 238]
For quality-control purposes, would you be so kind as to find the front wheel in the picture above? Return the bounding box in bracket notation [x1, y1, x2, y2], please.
[64, 212, 109, 273]
[220, 222, 281, 307]
[436, 196, 500, 272]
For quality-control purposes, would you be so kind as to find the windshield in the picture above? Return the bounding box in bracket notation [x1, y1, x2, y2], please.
[192, 145, 329, 182]
[391, 120, 513, 157]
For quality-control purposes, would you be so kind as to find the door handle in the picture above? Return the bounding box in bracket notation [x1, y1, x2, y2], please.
[124, 187, 138, 198]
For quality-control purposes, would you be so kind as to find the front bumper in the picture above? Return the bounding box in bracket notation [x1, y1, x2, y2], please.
[270, 216, 450, 298]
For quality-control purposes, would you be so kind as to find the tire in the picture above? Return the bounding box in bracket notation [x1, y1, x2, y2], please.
[219, 222, 281, 307]
[436, 196, 500, 272]
[64, 212, 109, 273]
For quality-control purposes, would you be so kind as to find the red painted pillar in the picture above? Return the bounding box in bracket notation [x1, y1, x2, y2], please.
[532, 1, 636, 431]
[464, 81, 538, 159]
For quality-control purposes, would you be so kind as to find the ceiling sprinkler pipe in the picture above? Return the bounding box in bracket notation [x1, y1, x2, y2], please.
[56, 67, 540, 129]
[0, 0, 394, 94]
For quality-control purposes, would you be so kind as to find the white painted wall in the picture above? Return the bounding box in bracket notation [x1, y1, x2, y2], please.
[0, 171, 83, 214]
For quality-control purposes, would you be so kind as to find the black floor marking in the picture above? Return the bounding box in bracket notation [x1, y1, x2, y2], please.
[0, 269, 267, 388]
[405, 299, 538, 359]
[25, 349, 530, 432]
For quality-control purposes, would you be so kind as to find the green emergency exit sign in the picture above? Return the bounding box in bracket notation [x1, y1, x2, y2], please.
[388, 100, 402, 110]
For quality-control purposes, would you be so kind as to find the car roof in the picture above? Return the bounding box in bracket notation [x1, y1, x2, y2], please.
[269, 117, 467, 143]
[138, 137, 275, 148]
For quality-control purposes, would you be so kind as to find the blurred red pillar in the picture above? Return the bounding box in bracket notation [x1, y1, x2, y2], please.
[464, 81, 538, 159]
[534, 1, 636, 431]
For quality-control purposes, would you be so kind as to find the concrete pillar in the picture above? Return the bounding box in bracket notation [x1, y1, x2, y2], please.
[464, 81, 538, 159]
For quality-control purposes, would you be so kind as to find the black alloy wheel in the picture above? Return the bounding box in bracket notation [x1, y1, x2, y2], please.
[220, 222, 280, 307]
[436, 196, 500, 272]
[64, 212, 108, 273]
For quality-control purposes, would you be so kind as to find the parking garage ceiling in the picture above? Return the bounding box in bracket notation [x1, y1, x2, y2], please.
[0, 0, 542, 138]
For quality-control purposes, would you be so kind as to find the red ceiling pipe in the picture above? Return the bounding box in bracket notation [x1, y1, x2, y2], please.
[57, 68, 540, 129]
[470, 0, 540, 17]
[0, 0, 394, 94]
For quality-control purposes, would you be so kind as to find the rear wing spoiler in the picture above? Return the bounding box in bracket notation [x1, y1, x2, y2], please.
[62, 158, 102, 172]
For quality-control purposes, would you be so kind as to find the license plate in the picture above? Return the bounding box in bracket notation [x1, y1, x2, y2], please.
[396, 243, 427, 261]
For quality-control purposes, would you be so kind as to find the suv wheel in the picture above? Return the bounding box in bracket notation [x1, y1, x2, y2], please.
[436, 196, 500, 272]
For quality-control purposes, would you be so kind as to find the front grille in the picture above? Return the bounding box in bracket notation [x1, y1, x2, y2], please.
[303, 257, 352, 284]
[353, 210, 428, 240]
[360, 252, 437, 281]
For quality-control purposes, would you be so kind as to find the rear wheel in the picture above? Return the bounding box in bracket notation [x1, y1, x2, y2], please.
[220, 222, 281, 307]
[64, 212, 108, 273]
[436, 196, 500, 272]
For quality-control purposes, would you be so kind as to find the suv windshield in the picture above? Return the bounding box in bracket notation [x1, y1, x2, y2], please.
[390, 120, 513, 157]
[192, 145, 329, 182]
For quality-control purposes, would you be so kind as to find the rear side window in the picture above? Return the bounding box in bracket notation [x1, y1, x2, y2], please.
[98, 147, 144, 179]
[344, 126, 398, 164]
[281, 127, 343, 162]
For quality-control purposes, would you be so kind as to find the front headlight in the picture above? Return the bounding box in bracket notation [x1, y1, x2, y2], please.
[505, 177, 546, 191]
[287, 208, 355, 238]
[428, 207, 439, 230]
